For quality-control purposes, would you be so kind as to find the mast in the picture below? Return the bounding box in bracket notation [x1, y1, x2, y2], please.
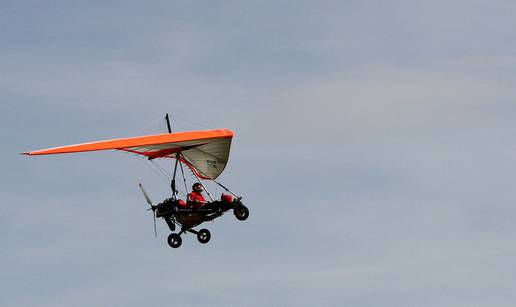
[165, 113, 172, 134]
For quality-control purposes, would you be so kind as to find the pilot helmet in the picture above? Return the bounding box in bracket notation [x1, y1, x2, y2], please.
[192, 183, 203, 192]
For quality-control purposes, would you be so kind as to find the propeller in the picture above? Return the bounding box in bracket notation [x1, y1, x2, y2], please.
[139, 183, 157, 237]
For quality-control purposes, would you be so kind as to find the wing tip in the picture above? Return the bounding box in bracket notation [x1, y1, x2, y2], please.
[218, 128, 234, 137]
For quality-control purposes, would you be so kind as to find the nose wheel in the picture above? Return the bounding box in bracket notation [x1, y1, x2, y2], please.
[197, 229, 211, 244]
[234, 205, 249, 221]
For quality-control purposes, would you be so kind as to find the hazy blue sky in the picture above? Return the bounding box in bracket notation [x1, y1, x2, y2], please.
[3, 1, 516, 306]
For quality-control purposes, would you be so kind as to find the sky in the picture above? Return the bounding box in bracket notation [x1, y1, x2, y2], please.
[2, 1, 516, 306]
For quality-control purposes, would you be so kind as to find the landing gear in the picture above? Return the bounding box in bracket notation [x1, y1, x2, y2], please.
[167, 228, 212, 248]
[164, 216, 176, 231]
[197, 229, 211, 244]
[234, 205, 249, 221]
[167, 233, 182, 248]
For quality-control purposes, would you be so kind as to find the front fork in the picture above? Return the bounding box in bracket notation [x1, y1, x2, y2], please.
[164, 216, 176, 231]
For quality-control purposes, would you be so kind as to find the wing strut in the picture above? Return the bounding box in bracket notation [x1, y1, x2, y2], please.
[179, 157, 189, 194]
[166, 113, 180, 199]
[171, 153, 179, 199]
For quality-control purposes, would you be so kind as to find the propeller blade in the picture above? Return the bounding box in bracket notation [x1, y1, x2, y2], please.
[153, 211, 157, 237]
[139, 183, 153, 206]
[139, 183, 158, 238]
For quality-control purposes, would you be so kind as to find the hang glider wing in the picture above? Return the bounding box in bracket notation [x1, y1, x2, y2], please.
[23, 129, 234, 180]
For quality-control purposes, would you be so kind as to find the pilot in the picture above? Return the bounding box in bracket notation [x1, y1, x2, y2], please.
[187, 183, 207, 208]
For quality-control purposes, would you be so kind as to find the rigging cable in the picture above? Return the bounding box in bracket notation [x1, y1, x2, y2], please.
[133, 152, 170, 185]
[148, 159, 185, 197]
[212, 179, 240, 198]
[181, 153, 214, 202]
[149, 160, 171, 179]
[172, 114, 212, 130]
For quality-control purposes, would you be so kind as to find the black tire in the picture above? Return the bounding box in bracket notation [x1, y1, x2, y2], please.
[167, 233, 182, 248]
[197, 229, 211, 244]
[234, 205, 249, 221]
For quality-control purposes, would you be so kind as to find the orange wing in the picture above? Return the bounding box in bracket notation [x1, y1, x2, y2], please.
[23, 129, 234, 180]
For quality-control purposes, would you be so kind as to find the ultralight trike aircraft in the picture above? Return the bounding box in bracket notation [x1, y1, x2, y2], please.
[23, 114, 249, 248]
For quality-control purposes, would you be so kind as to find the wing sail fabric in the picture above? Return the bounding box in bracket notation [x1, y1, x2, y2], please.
[23, 129, 234, 180]
[177, 137, 232, 180]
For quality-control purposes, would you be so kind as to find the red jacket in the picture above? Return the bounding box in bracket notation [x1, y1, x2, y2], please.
[187, 191, 206, 207]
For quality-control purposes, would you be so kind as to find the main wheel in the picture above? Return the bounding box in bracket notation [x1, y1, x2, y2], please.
[167, 233, 182, 248]
[234, 205, 249, 221]
[197, 229, 211, 244]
